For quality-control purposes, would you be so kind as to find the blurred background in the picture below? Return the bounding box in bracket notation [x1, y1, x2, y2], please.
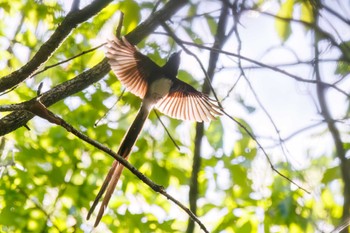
[0, 0, 349, 232]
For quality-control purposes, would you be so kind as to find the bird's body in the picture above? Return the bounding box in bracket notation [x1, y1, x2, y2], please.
[87, 36, 222, 227]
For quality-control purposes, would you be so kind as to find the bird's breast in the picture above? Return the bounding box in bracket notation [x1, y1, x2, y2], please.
[147, 77, 173, 102]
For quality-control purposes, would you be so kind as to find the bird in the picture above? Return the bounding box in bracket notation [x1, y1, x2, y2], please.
[87, 36, 223, 227]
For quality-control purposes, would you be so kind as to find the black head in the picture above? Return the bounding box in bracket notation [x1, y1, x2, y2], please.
[162, 50, 182, 77]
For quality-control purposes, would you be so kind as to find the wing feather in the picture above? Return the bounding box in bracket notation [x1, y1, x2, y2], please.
[156, 80, 222, 122]
[106, 36, 159, 99]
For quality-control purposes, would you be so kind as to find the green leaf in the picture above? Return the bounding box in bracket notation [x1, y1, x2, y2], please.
[335, 41, 350, 75]
[237, 95, 256, 114]
[206, 119, 223, 150]
[118, 0, 141, 34]
[205, 15, 217, 35]
[335, 60, 350, 76]
[275, 0, 294, 41]
[300, 1, 314, 24]
[322, 166, 340, 184]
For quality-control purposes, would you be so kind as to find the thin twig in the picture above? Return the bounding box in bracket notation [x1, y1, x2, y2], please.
[222, 110, 310, 194]
[313, 7, 350, 227]
[30, 43, 106, 79]
[153, 110, 181, 151]
[115, 11, 124, 38]
[17, 186, 62, 232]
[175, 39, 349, 97]
[161, 23, 222, 107]
[94, 89, 126, 127]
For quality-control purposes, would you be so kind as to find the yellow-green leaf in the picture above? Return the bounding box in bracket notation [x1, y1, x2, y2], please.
[300, 1, 314, 24]
[275, 0, 294, 41]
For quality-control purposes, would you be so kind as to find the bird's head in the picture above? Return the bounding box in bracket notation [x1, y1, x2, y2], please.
[163, 50, 182, 77]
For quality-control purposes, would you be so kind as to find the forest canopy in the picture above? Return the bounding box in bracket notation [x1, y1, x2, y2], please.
[0, 0, 350, 232]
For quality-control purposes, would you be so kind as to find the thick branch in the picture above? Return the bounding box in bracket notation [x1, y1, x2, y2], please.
[0, 0, 113, 93]
[0, 58, 110, 136]
[0, 0, 188, 136]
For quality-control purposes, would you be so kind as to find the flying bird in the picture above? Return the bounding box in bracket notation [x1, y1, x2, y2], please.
[87, 36, 222, 227]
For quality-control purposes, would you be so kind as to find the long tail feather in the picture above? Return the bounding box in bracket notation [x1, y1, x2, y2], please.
[88, 102, 151, 226]
[87, 160, 118, 220]
[94, 161, 126, 227]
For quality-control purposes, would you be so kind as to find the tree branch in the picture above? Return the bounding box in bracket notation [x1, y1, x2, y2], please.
[313, 6, 350, 232]
[0, 0, 188, 136]
[186, 3, 229, 233]
[9, 95, 209, 233]
[171, 39, 349, 97]
[0, 0, 114, 94]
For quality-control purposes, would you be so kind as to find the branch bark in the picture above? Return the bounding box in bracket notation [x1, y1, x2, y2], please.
[314, 8, 350, 233]
[186, 3, 229, 233]
[0, 0, 113, 93]
[0, 0, 188, 136]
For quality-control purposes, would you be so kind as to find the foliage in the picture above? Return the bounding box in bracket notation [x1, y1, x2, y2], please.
[0, 0, 349, 233]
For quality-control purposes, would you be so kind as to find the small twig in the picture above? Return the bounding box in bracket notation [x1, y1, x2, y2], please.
[159, 188, 209, 233]
[161, 23, 222, 107]
[37, 82, 44, 96]
[153, 110, 180, 150]
[160, 37, 349, 97]
[115, 12, 124, 38]
[222, 109, 311, 194]
[17, 186, 62, 232]
[30, 43, 106, 79]
[281, 122, 324, 143]
[320, 2, 350, 26]
[94, 89, 126, 127]
[221, 74, 242, 102]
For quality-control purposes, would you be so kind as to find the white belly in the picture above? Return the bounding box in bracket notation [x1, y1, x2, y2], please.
[149, 78, 173, 100]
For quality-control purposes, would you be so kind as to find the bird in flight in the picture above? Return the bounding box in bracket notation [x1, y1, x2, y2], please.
[87, 36, 222, 227]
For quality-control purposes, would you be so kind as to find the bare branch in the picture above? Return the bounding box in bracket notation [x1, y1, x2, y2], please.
[222, 110, 311, 194]
[186, 3, 229, 233]
[171, 39, 349, 97]
[30, 43, 106, 79]
[320, 2, 350, 26]
[314, 7, 350, 229]
[153, 110, 181, 151]
[161, 23, 223, 106]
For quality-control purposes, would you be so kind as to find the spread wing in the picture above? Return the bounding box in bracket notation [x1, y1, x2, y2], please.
[155, 79, 223, 122]
[105, 36, 159, 99]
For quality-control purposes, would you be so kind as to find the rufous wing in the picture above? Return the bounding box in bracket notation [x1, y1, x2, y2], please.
[106, 36, 159, 99]
[156, 79, 222, 122]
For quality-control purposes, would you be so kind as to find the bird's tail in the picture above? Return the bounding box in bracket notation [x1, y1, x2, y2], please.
[87, 103, 151, 227]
